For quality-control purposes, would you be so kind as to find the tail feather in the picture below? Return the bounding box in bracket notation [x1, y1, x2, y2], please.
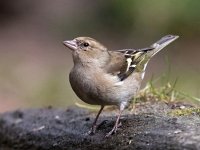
[148, 35, 179, 57]
[117, 35, 179, 81]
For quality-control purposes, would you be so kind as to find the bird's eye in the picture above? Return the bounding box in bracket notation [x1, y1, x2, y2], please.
[83, 42, 89, 47]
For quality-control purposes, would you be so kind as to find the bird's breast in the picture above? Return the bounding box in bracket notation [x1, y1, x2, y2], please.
[69, 67, 103, 105]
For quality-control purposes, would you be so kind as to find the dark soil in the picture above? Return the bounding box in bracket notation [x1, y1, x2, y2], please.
[0, 101, 200, 150]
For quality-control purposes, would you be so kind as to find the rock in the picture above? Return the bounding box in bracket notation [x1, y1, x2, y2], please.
[0, 102, 200, 150]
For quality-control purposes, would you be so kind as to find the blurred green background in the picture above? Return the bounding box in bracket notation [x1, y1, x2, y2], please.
[0, 0, 199, 112]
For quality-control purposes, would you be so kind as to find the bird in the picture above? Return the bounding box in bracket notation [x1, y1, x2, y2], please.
[63, 35, 179, 137]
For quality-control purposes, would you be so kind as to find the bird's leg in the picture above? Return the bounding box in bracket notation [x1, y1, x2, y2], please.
[88, 105, 104, 135]
[105, 108, 123, 137]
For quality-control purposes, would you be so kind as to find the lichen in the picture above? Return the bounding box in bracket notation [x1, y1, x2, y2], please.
[168, 108, 200, 116]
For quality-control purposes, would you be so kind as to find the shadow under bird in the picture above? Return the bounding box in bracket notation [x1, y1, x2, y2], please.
[63, 35, 179, 137]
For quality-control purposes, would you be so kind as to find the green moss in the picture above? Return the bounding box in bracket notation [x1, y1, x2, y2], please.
[135, 79, 180, 103]
[168, 108, 200, 116]
[133, 64, 200, 104]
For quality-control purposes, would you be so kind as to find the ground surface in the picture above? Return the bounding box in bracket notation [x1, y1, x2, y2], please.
[0, 101, 200, 150]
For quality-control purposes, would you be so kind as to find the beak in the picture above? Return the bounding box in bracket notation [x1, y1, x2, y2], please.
[63, 40, 78, 50]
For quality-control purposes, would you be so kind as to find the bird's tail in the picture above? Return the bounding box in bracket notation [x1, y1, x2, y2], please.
[146, 35, 179, 57]
[133, 35, 179, 72]
[117, 35, 179, 80]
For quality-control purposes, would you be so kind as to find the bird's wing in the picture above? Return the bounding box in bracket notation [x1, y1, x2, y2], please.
[106, 35, 179, 81]
[105, 48, 153, 81]
[109, 48, 154, 81]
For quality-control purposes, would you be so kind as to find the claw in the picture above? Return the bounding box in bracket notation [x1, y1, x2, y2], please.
[87, 125, 97, 135]
[105, 126, 118, 137]
[105, 122, 122, 137]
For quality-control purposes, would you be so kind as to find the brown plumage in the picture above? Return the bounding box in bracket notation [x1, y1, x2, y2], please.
[63, 35, 179, 137]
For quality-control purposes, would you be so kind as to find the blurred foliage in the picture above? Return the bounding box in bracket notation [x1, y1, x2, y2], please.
[0, 0, 35, 23]
[60, 0, 200, 40]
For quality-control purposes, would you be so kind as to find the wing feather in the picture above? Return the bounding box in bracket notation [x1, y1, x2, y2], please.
[105, 35, 179, 81]
[106, 47, 154, 81]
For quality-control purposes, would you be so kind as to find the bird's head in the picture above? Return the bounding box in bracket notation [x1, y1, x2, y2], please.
[63, 37, 107, 52]
[63, 37, 109, 65]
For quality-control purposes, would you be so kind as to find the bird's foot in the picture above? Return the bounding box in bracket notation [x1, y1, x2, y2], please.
[105, 122, 121, 137]
[86, 125, 97, 136]
[105, 126, 118, 137]
[117, 122, 122, 128]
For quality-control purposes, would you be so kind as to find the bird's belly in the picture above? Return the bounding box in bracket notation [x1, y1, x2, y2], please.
[69, 69, 140, 106]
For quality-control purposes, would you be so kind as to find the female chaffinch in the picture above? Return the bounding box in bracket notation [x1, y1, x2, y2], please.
[63, 35, 179, 137]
